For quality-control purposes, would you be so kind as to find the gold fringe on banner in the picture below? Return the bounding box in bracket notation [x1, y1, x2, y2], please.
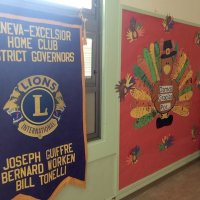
[79, 9, 87, 45]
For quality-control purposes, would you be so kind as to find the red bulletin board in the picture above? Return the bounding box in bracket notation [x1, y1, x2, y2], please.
[118, 9, 200, 189]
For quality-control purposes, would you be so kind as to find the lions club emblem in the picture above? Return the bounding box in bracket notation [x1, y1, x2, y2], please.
[3, 75, 66, 138]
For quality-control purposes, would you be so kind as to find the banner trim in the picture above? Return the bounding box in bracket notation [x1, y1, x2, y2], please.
[12, 177, 86, 200]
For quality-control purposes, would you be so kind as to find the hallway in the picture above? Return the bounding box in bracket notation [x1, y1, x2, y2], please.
[123, 159, 200, 200]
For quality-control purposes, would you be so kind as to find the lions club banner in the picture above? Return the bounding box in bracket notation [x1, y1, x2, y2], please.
[0, 5, 87, 200]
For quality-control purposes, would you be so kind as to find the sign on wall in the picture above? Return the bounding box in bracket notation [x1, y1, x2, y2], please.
[0, 5, 87, 200]
[117, 9, 200, 189]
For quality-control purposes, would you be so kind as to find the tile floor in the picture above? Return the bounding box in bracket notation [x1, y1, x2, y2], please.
[122, 158, 200, 200]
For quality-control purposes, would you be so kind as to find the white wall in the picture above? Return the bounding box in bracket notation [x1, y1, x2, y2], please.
[120, 0, 200, 24]
[57, 155, 116, 200]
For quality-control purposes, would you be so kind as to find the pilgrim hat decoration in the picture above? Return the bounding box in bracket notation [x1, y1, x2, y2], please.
[161, 40, 177, 59]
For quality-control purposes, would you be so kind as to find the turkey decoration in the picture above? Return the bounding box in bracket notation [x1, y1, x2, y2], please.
[118, 9, 200, 191]
[126, 17, 144, 43]
[116, 39, 193, 129]
[162, 15, 174, 32]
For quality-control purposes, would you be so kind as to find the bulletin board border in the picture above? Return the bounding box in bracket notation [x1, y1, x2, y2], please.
[116, 3, 200, 198]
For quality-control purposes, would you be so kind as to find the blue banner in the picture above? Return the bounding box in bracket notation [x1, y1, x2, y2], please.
[0, 5, 87, 200]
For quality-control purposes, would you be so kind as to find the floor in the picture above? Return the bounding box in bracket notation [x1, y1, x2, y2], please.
[122, 158, 200, 200]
